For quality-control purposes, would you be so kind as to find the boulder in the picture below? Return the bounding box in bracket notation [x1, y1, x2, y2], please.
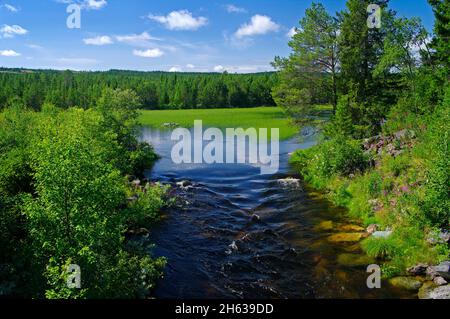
[428, 262, 450, 281]
[434, 277, 448, 286]
[366, 224, 378, 234]
[419, 284, 450, 299]
[388, 276, 422, 291]
[407, 263, 429, 276]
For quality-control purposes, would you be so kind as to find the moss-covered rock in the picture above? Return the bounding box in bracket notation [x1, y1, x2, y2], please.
[389, 276, 422, 291]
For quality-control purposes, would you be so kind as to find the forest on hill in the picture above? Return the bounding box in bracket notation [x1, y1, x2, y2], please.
[0, 69, 277, 110]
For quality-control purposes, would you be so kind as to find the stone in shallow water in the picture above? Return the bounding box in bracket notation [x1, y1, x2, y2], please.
[277, 178, 301, 188]
[327, 232, 363, 243]
[314, 220, 334, 231]
[337, 253, 374, 267]
[338, 224, 365, 232]
[388, 276, 422, 291]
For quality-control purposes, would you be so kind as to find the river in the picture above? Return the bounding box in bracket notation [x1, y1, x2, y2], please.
[139, 126, 412, 299]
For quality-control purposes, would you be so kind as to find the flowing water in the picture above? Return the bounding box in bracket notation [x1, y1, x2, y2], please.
[140, 127, 412, 299]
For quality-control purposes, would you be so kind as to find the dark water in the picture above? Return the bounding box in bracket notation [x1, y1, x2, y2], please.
[140, 127, 411, 299]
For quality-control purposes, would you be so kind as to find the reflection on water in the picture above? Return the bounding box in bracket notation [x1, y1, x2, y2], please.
[139, 127, 412, 299]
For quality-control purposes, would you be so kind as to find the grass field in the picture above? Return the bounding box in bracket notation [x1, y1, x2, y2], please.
[139, 107, 300, 140]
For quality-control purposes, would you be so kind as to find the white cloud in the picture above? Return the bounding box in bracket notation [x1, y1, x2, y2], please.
[115, 32, 160, 45]
[84, 0, 107, 10]
[0, 24, 28, 38]
[149, 10, 208, 31]
[83, 35, 113, 45]
[2, 4, 19, 12]
[133, 48, 164, 58]
[213, 65, 225, 72]
[186, 64, 195, 69]
[0, 49, 20, 57]
[287, 27, 298, 38]
[226, 4, 246, 13]
[169, 66, 182, 72]
[55, 0, 107, 10]
[235, 15, 280, 38]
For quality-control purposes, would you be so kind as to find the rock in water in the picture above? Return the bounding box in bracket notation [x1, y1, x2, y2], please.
[327, 233, 363, 243]
[337, 253, 374, 267]
[388, 277, 422, 291]
[277, 178, 300, 188]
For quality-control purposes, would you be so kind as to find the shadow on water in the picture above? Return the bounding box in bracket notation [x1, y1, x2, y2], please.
[139, 127, 413, 299]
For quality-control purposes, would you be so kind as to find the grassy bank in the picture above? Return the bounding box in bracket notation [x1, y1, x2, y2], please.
[139, 107, 299, 140]
[290, 96, 450, 278]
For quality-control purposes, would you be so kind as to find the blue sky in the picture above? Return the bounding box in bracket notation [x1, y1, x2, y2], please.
[0, 0, 436, 73]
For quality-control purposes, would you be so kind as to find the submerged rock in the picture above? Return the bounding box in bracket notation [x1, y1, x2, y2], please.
[327, 233, 363, 243]
[338, 224, 365, 232]
[315, 220, 334, 231]
[388, 276, 422, 291]
[337, 253, 374, 267]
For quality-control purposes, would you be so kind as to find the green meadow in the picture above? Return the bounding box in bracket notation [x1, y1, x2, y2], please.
[139, 107, 300, 140]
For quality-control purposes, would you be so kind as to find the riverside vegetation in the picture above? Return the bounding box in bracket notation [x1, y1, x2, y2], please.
[0, 0, 448, 299]
[0, 88, 169, 298]
[280, 0, 449, 292]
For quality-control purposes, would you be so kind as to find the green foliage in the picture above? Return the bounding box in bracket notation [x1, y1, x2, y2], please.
[0, 69, 276, 110]
[272, 2, 339, 116]
[0, 101, 166, 298]
[421, 91, 450, 226]
[292, 137, 368, 186]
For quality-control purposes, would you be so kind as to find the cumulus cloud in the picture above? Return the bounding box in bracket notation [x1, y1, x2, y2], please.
[0, 24, 28, 38]
[213, 65, 225, 72]
[133, 48, 164, 58]
[0, 49, 20, 56]
[226, 4, 246, 13]
[149, 10, 208, 31]
[2, 4, 19, 12]
[186, 64, 195, 69]
[169, 66, 182, 72]
[85, 0, 106, 10]
[55, 0, 107, 10]
[83, 35, 113, 45]
[235, 15, 280, 38]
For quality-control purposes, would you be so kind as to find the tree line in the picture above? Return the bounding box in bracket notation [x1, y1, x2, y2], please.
[0, 70, 277, 111]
